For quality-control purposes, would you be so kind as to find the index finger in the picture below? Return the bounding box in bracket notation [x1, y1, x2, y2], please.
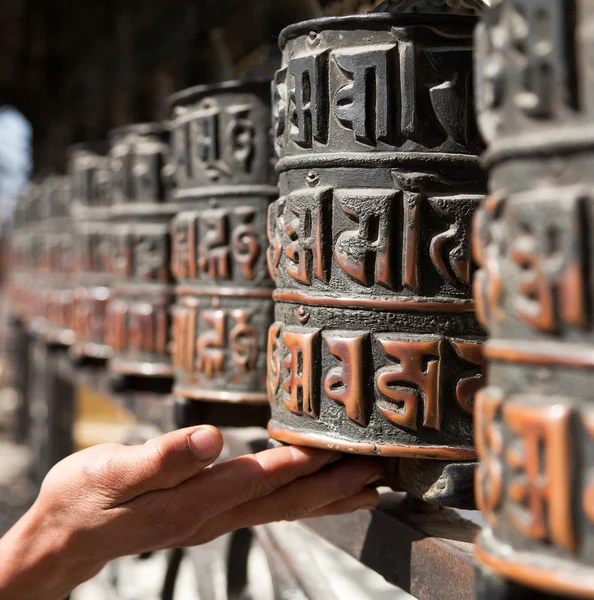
[173, 445, 342, 522]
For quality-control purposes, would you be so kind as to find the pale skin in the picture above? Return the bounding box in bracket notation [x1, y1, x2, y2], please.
[0, 425, 384, 600]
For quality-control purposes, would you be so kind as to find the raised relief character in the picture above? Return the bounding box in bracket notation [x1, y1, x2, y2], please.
[334, 189, 396, 289]
[198, 209, 231, 280]
[226, 104, 255, 174]
[196, 309, 226, 378]
[503, 400, 575, 553]
[172, 303, 196, 374]
[135, 234, 169, 282]
[450, 339, 486, 414]
[193, 98, 221, 180]
[284, 189, 330, 285]
[267, 323, 282, 401]
[282, 327, 321, 418]
[428, 199, 476, 290]
[333, 45, 394, 146]
[475, 387, 504, 527]
[323, 331, 369, 426]
[288, 51, 329, 147]
[231, 207, 260, 280]
[229, 309, 258, 373]
[375, 335, 442, 431]
[267, 200, 285, 280]
[472, 194, 507, 326]
[171, 214, 196, 280]
[509, 194, 588, 332]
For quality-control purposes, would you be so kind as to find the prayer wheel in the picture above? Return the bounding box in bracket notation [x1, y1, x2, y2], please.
[168, 81, 277, 406]
[473, 0, 594, 596]
[69, 146, 113, 360]
[266, 3, 487, 505]
[41, 176, 76, 347]
[106, 124, 175, 386]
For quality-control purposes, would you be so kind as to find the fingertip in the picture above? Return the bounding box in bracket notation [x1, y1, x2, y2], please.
[188, 426, 224, 462]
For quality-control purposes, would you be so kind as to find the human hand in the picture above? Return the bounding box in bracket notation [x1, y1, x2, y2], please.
[0, 425, 383, 600]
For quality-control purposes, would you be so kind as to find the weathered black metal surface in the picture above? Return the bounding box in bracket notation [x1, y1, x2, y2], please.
[473, 0, 594, 597]
[266, 7, 487, 485]
[68, 145, 113, 360]
[168, 81, 277, 406]
[106, 123, 175, 385]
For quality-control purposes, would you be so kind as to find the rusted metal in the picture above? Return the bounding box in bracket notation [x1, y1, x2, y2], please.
[267, 3, 487, 506]
[168, 80, 277, 408]
[473, 0, 594, 597]
[106, 123, 176, 387]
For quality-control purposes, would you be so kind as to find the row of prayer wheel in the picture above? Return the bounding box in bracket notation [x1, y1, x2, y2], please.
[6, 0, 594, 596]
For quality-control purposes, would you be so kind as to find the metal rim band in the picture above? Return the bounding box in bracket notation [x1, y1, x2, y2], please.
[273, 289, 475, 312]
[110, 360, 174, 378]
[174, 386, 269, 404]
[276, 152, 484, 174]
[476, 538, 594, 599]
[267, 422, 476, 460]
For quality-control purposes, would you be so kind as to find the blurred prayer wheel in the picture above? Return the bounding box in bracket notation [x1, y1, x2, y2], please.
[473, 0, 594, 596]
[266, 4, 487, 502]
[168, 81, 277, 405]
[41, 176, 76, 347]
[69, 146, 113, 360]
[106, 124, 175, 386]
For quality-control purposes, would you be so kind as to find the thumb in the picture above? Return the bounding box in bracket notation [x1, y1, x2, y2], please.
[102, 426, 224, 504]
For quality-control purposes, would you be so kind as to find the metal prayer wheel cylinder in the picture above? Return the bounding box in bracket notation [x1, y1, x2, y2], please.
[168, 81, 277, 405]
[106, 124, 175, 381]
[41, 176, 76, 346]
[69, 147, 112, 360]
[473, 0, 594, 596]
[7, 189, 32, 323]
[267, 8, 487, 469]
[22, 182, 48, 333]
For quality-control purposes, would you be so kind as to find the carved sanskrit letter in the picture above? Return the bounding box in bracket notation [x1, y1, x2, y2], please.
[193, 98, 220, 180]
[284, 190, 329, 285]
[474, 387, 504, 527]
[375, 336, 442, 431]
[229, 310, 258, 372]
[333, 45, 393, 146]
[323, 331, 368, 426]
[504, 401, 575, 553]
[510, 194, 588, 332]
[428, 199, 475, 289]
[172, 303, 196, 373]
[472, 194, 507, 326]
[226, 104, 254, 173]
[231, 208, 260, 280]
[288, 51, 329, 147]
[171, 214, 196, 280]
[282, 327, 321, 418]
[509, 0, 577, 118]
[197, 310, 226, 378]
[334, 189, 396, 289]
[135, 234, 169, 282]
[267, 200, 285, 280]
[267, 323, 282, 402]
[198, 210, 230, 280]
[450, 339, 487, 414]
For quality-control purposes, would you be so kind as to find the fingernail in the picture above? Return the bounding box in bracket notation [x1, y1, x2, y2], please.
[358, 503, 379, 511]
[189, 427, 221, 461]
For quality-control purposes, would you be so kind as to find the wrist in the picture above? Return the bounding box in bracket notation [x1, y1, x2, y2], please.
[0, 502, 102, 600]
